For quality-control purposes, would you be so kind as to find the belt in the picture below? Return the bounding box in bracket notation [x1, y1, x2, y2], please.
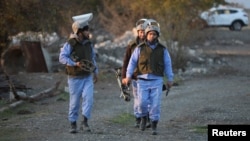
[138, 78, 154, 81]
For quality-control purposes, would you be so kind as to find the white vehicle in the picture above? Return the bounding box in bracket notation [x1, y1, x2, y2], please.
[200, 5, 249, 31]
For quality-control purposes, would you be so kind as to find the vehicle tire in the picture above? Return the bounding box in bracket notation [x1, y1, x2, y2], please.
[231, 21, 242, 31]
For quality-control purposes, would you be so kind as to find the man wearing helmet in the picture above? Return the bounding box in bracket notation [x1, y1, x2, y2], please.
[121, 19, 148, 128]
[59, 13, 98, 133]
[123, 22, 174, 135]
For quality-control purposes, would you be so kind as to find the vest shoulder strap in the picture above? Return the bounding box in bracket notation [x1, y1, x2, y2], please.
[68, 38, 78, 47]
[137, 42, 146, 48]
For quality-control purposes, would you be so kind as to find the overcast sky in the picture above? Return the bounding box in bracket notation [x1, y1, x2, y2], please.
[225, 0, 250, 9]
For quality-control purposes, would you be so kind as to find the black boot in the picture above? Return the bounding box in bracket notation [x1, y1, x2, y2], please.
[140, 116, 147, 131]
[134, 117, 141, 128]
[80, 116, 91, 132]
[146, 113, 151, 128]
[151, 121, 158, 135]
[70, 121, 77, 133]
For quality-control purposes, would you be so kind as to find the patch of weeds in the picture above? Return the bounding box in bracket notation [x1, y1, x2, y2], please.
[97, 72, 109, 81]
[0, 99, 9, 107]
[0, 103, 32, 119]
[98, 69, 117, 82]
[109, 113, 134, 125]
[56, 91, 69, 101]
[189, 125, 207, 133]
[1, 109, 16, 119]
[173, 75, 183, 86]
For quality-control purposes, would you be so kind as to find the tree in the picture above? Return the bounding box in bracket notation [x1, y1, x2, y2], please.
[0, 0, 100, 58]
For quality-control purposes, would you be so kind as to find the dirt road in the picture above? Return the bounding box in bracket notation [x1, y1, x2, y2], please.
[0, 70, 250, 141]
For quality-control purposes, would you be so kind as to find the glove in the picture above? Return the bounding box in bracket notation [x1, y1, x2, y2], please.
[162, 84, 170, 96]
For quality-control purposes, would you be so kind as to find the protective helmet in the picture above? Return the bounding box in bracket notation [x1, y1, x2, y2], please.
[72, 13, 93, 34]
[145, 25, 160, 36]
[145, 19, 160, 36]
[145, 19, 160, 28]
[136, 24, 146, 31]
[135, 18, 148, 31]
